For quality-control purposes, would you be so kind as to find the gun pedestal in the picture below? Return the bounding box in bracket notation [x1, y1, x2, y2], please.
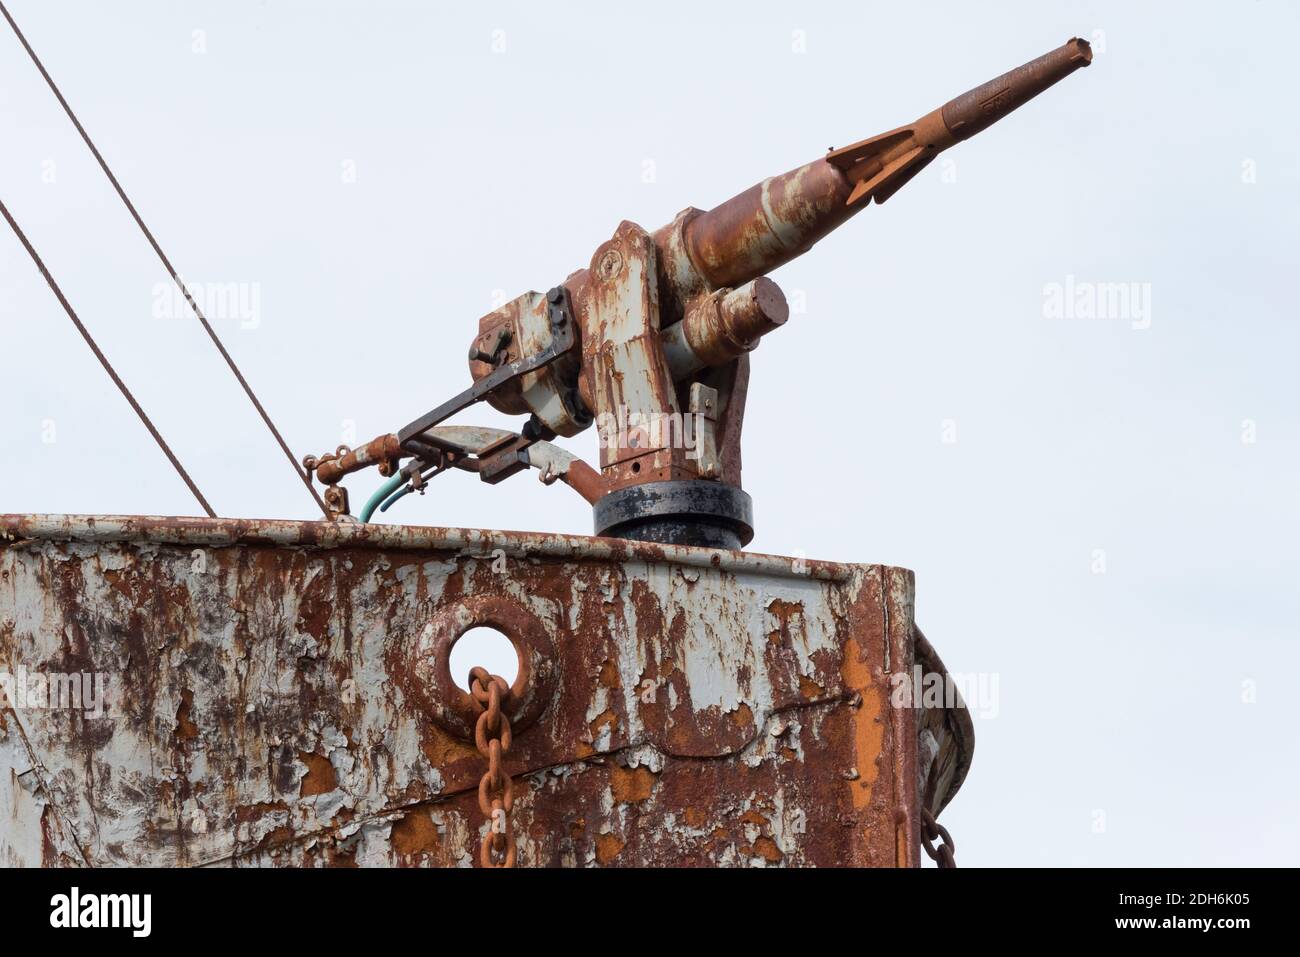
[307, 38, 1092, 554]
[593, 480, 754, 549]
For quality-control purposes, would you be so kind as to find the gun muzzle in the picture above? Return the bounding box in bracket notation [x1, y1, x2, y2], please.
[660, 277, 789, 380]
[663, 38, 1091, 292]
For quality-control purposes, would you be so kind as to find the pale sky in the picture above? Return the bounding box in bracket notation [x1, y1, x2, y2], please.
[2, 0, 1297, 866]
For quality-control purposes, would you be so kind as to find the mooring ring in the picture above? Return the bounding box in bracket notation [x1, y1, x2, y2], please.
[410, 594, 556, 741]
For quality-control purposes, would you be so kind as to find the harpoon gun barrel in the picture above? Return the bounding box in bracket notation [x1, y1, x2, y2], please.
[662, 37, 1092, 293]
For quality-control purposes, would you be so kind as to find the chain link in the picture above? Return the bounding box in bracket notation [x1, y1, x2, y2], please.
[920, 808, 956, 868]
[469, 666, 516, 868]
[470, 663, 955, 869]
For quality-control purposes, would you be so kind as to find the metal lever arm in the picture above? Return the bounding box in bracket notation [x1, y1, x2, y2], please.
[397, 287, 578, 447]
[310, 286, 579, 489]
[373, 426, 603, 521]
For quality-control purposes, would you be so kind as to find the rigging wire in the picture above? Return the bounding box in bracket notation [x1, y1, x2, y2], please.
[0, 197, 217, 517]
[1, 1, 331, 519]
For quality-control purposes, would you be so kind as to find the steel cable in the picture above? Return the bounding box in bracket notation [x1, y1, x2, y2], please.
[1, 1, 330, 518]
[1, 197, 217, 517]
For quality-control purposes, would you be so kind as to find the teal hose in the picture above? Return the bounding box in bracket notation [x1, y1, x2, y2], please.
[359, 473, 406, 523]
[378, 484, 413, 513]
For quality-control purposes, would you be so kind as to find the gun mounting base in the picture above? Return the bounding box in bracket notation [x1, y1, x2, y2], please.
[593, 480, 754, 550]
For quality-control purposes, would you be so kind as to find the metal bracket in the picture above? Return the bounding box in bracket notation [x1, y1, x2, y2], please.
[688, 383, 720, 479]
[397, 286, 578, 451]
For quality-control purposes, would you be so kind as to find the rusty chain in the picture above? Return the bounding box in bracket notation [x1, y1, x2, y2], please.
[920, 808, 956, 868]
[468, 666, 516, 867]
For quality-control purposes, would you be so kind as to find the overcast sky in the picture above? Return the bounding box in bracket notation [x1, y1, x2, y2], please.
[2, 0, 1297, 866]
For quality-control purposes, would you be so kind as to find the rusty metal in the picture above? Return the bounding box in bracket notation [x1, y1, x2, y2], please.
[672, 37, 1092, 287]
[469, 668, 516, 867]
[920, 809, 956, 868]
[0, 36, 1084, 868]
[309, 434, 403, 486]
[321, 484, 350, 522]
[427, 427, 604, 505]
[828, 38, 1092, 206]
[309, 39, 1091, 544]
[915, 628, 974, 820]
[0, 513, 971, 867]
[403, 285, 580, 446]
[307, 425, 606, 519]
[661, 278, 789, 380]
[470, 287, 589, 438]
[579, 221, 691, 491]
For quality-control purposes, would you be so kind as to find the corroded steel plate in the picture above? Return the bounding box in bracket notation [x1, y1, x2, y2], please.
[0, 515, 970, 867]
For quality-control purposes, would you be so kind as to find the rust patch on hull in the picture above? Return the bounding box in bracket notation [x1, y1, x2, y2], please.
[0, 514, 971, 866]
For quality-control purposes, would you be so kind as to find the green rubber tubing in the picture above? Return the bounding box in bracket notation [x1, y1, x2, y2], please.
[378, 483, 413, 513]
[360, 473, 406, 523]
